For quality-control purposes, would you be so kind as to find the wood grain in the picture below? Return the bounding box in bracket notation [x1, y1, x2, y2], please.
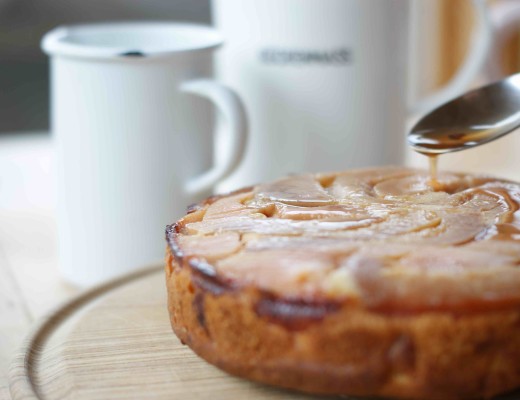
[8, 266, 329, 400]
[0, 245, 31, 386]
[0, 134, 82, 397]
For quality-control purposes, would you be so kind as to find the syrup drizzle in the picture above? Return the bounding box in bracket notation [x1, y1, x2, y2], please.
[424, 154, 442, 191]
[428, 155, 438, 182]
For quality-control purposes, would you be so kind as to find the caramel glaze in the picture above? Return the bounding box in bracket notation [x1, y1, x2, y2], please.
[166, 168, 520, 328]
[167, 224, 343, 331]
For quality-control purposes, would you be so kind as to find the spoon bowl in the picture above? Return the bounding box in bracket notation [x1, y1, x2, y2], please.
[409, 73, 520, 154]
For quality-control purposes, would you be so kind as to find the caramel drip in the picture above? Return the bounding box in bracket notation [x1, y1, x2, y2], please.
[427, 155, 441, 190]
[429, 155, 437, 181]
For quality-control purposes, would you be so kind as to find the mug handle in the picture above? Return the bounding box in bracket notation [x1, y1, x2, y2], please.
[409, 0, 492, 115]
[181, 79, 248, 196]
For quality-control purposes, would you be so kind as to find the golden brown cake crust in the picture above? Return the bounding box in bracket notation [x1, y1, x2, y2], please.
[165, 167, 520, 399]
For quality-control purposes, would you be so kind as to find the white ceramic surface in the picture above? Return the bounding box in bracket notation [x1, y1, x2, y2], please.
[42, 22, 248, 286]
[212, 0, 491, 192]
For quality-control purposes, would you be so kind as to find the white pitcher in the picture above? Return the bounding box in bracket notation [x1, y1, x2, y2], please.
[212, 0, 491, 192]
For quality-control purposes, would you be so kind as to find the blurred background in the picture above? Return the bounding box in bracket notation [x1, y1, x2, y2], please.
[1, 0, 520, 136]
[0, 0, 210, 134]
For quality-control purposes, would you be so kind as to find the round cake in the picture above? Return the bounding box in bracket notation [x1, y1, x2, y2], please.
[165, 167, 520, 399]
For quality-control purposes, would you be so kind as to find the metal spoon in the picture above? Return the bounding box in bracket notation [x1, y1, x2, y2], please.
[408, 73, 520, 155]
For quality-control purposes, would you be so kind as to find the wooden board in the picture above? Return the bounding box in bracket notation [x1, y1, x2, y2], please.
[7, 266, 327, 400]
[7, 266, 520, 400]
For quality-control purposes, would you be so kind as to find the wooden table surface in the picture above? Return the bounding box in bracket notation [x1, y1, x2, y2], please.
[0, 134, 80, 400]
[0, 133, 518, 400]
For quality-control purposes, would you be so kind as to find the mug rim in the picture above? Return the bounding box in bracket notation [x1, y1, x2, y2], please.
[41, 21, 223, 60]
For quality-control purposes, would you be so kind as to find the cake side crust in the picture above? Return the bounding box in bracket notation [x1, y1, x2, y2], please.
[166, 248, 520, 400]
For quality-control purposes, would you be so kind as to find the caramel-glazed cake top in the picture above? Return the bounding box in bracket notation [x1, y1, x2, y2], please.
[167, 167, 520, 313]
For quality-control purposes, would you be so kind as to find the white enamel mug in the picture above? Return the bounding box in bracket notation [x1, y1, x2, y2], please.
[212, 0, 491, 192]
[42, 22, 247, 286]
